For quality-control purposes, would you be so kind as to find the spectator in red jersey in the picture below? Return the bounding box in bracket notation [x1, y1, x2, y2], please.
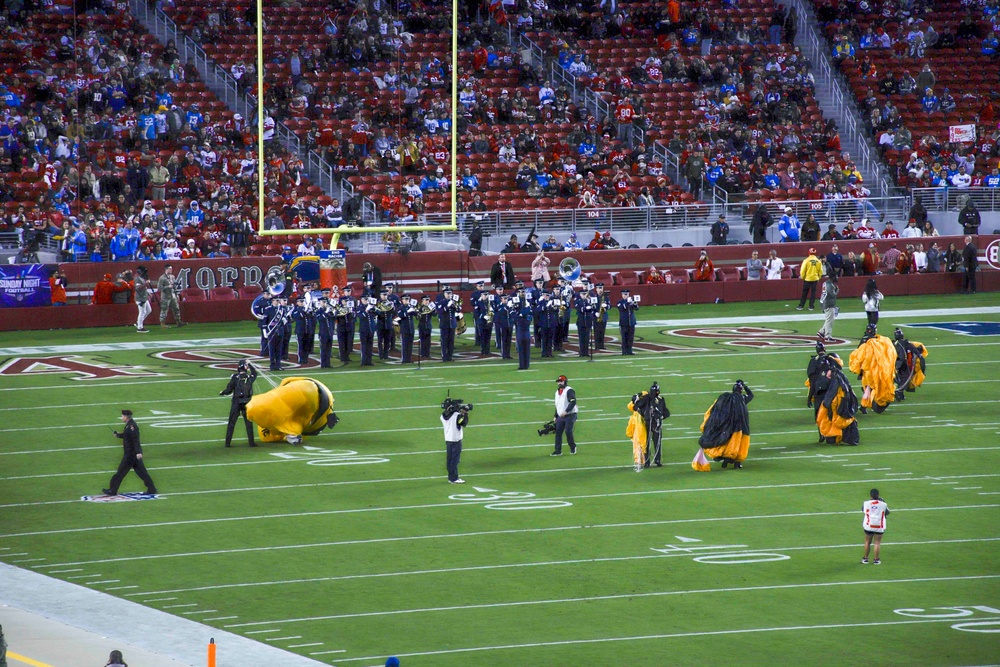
[646, 266, 667, 284]
[693, 251, 715, 282]
[881, 221, 901, 239]
[862, 244, 881, 276]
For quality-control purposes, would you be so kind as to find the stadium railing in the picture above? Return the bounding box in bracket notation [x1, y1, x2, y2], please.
[911, 187, 1000, 215]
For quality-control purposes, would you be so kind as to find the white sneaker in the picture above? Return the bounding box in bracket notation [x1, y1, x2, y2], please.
[873, 559, 881, 565]
[861, 557, 869, 564]
[449, 478, 465, 484]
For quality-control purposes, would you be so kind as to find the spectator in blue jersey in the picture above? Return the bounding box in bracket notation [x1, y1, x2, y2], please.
[186, 104, 204, 131]
[832, 35, 855, 62]
[138, 107, 157, 142]
[778, 206, 801, 242]
[185, 200, 205, 225]
[985, 167, 1000, 187]
[460, 167, 480, 192]
[763, 166, 781, 189]
[920, 88, 939, 114]
[706, 160, 724, 186]
[984, 34, 999, 55]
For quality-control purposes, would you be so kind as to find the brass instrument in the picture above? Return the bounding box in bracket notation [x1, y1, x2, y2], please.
[482, 292, 494, 325]
[376, 299, 395, 315]
[417, 303, 436, 316]
[598, 296, 608, 319]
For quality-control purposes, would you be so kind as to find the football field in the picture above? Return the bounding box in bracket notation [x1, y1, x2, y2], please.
[1, 294, 999, 666]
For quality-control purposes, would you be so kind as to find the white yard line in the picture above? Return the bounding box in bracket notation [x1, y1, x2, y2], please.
[226, 574, 1000, 628]
[86, 536, 997, 597]
[18, 502, 974, 575]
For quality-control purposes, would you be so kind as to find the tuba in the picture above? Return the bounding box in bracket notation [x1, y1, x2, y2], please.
[559, 257, 582, 282]
[265, 266, 286, 297]
[250, 293, 270, 320]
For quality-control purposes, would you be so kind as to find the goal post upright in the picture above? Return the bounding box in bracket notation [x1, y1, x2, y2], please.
[254, 0, 460, 251]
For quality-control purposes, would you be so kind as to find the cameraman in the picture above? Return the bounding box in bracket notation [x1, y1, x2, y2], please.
[551, 374, 578, 456]
[441, 398, 471, 484]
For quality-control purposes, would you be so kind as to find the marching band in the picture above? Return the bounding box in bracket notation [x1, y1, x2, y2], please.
[250, 274, 635, 368]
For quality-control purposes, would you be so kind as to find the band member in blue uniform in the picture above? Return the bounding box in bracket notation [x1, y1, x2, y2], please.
[385, 282, 401, 351]
[281, 293, 293, 361]
[617, 288, 639, 355]
[593, 282, 610, 349]
[357, 291, 377, 366]
[493, 286, 513, 359]
[339, 285, 356, 362]
[471, 279, 487, 347]
[529, 278, 545, 348]
[418, 294, 435, 359]
[292, 296, 312, 365]
[476, 281, 494, 357]
[375, 289, 394, 360]
[538, 290, 557, 357]
[317, 294, 336, 368]
[256, 294, 272, 355]
[514, 288, 533, 369]
[575, 282, 596, 357]
[396, 293, 416, 363]
[438, 286, 459, 362]
[265, 296, 289, 370]
[555, 279, 573, 351]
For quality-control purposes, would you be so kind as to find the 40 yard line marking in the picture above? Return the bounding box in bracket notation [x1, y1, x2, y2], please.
[30, 503, 993, 573]
[225, 574, 1000, 628]
[7, 475, 1000, 539]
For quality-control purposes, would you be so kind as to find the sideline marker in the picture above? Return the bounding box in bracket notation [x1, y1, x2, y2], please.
[208, 638, 216, 667]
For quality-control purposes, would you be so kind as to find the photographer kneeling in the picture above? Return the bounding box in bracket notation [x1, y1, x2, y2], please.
[441, 395, 473, 484]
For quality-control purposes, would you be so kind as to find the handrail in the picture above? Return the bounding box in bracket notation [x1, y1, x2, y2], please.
[910, 186, 1000, 213]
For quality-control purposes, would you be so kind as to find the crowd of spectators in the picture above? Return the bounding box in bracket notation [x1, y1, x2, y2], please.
[0, 3, 336, 263]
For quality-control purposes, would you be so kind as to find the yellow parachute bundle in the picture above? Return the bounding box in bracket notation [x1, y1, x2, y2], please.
[908, 341, 928, 389]
[626, 393, 649, 469]
[246, 377, 337, 443]
[849, 335, 897, 409]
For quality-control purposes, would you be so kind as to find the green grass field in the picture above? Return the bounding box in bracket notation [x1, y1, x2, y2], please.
[1, 294, 999, 666]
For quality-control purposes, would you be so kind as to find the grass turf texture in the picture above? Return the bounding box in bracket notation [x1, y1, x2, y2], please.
[1, 293, 998, 666]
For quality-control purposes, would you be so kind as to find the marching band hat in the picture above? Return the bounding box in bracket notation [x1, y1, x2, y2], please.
[621, 287, 631, 293]
[596, 282, 605, 287]
[476, 279, 485, 285]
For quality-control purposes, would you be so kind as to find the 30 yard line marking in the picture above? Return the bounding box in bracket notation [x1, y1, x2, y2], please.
[101, 537, 999, 596]
[9, 475, 998, 540]
[226, 574, 1000, 628]
[88, 504, 999, 585]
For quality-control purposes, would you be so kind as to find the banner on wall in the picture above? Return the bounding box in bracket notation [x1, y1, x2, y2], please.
[0, 264, 52, 307]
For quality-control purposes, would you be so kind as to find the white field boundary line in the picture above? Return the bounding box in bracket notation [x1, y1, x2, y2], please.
[332, 616, 1000, 663]
[111, 535, 1000, 597]
[3, 440, 998, 512]
[3, 422, 998, 485]
[1, 305, 996, 357]
[13, 502, 972, 573]
[5, 474, 997, 540]
[2, 339, 999, 392]
[0, 376, 988, 422]
[226, 574, 1000, 629]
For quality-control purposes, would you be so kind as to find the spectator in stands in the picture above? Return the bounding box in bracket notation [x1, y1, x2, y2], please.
[646, 266, 667, 284]
[542, 235, 563, 252]
[765, 249, 785, 280]
[710, 214, 729, 245]
[900, 219, 922, 238]
[693, 251, 714, 282]
[825, 244, 843, 277]
[821, 224, 842, 241]
[502, 235, 521, 254]
[565, 233, 582, 250]
[149, 158, 170, 201]
[951, 165, 972, 189]
[861, 243, 880, 276]
[746, 251, 764, 280]
[600, 231, 621, 249]
[841, 251, 860, 277]
[883, 243, 903, 274]
[913, 243, 928, 273]
[881, 221, 900, 239]
[778, 206, 801, 243]
[896, 245, 912, 275]
[957, 15, 983, 41]
[460, 167, 480, 192]
[801, 214, 821, 242]
[983, 34, 999, 55]
[926, 242, 942, 272]
[856, 218, 877, 241]
[921, 221, 939, 237]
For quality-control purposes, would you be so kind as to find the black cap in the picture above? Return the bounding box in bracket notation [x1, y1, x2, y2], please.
[622, 288, 631, 294]
[121, 409, 133, 416]
[596, 282, 605, 287]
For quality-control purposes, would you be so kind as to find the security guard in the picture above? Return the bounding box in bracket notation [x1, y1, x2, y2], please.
[220, 360, 258, 447]
[617, 288, 639, 355]
[396, 293, 416, 363]
[103, 409, 157, 495]
[418, 294, 435, 359]
[514, 288, 533, 369]
[357, 291, 377, 366]
[594, 282, 610, 349]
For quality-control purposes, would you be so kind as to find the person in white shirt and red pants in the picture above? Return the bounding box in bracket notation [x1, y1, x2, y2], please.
[862, 488, 890, 564]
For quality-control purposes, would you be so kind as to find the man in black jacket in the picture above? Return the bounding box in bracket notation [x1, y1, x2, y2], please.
[103, 410, 157, 495]
[490, 253, 516, 288]
[633, 382, 670, 467]
[361, 262, 383, 297]
[962, 235, 978, 294]
[959, 199, 981, 235]
[220, 360, 258, 447]
[750, 206, 772, 243]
